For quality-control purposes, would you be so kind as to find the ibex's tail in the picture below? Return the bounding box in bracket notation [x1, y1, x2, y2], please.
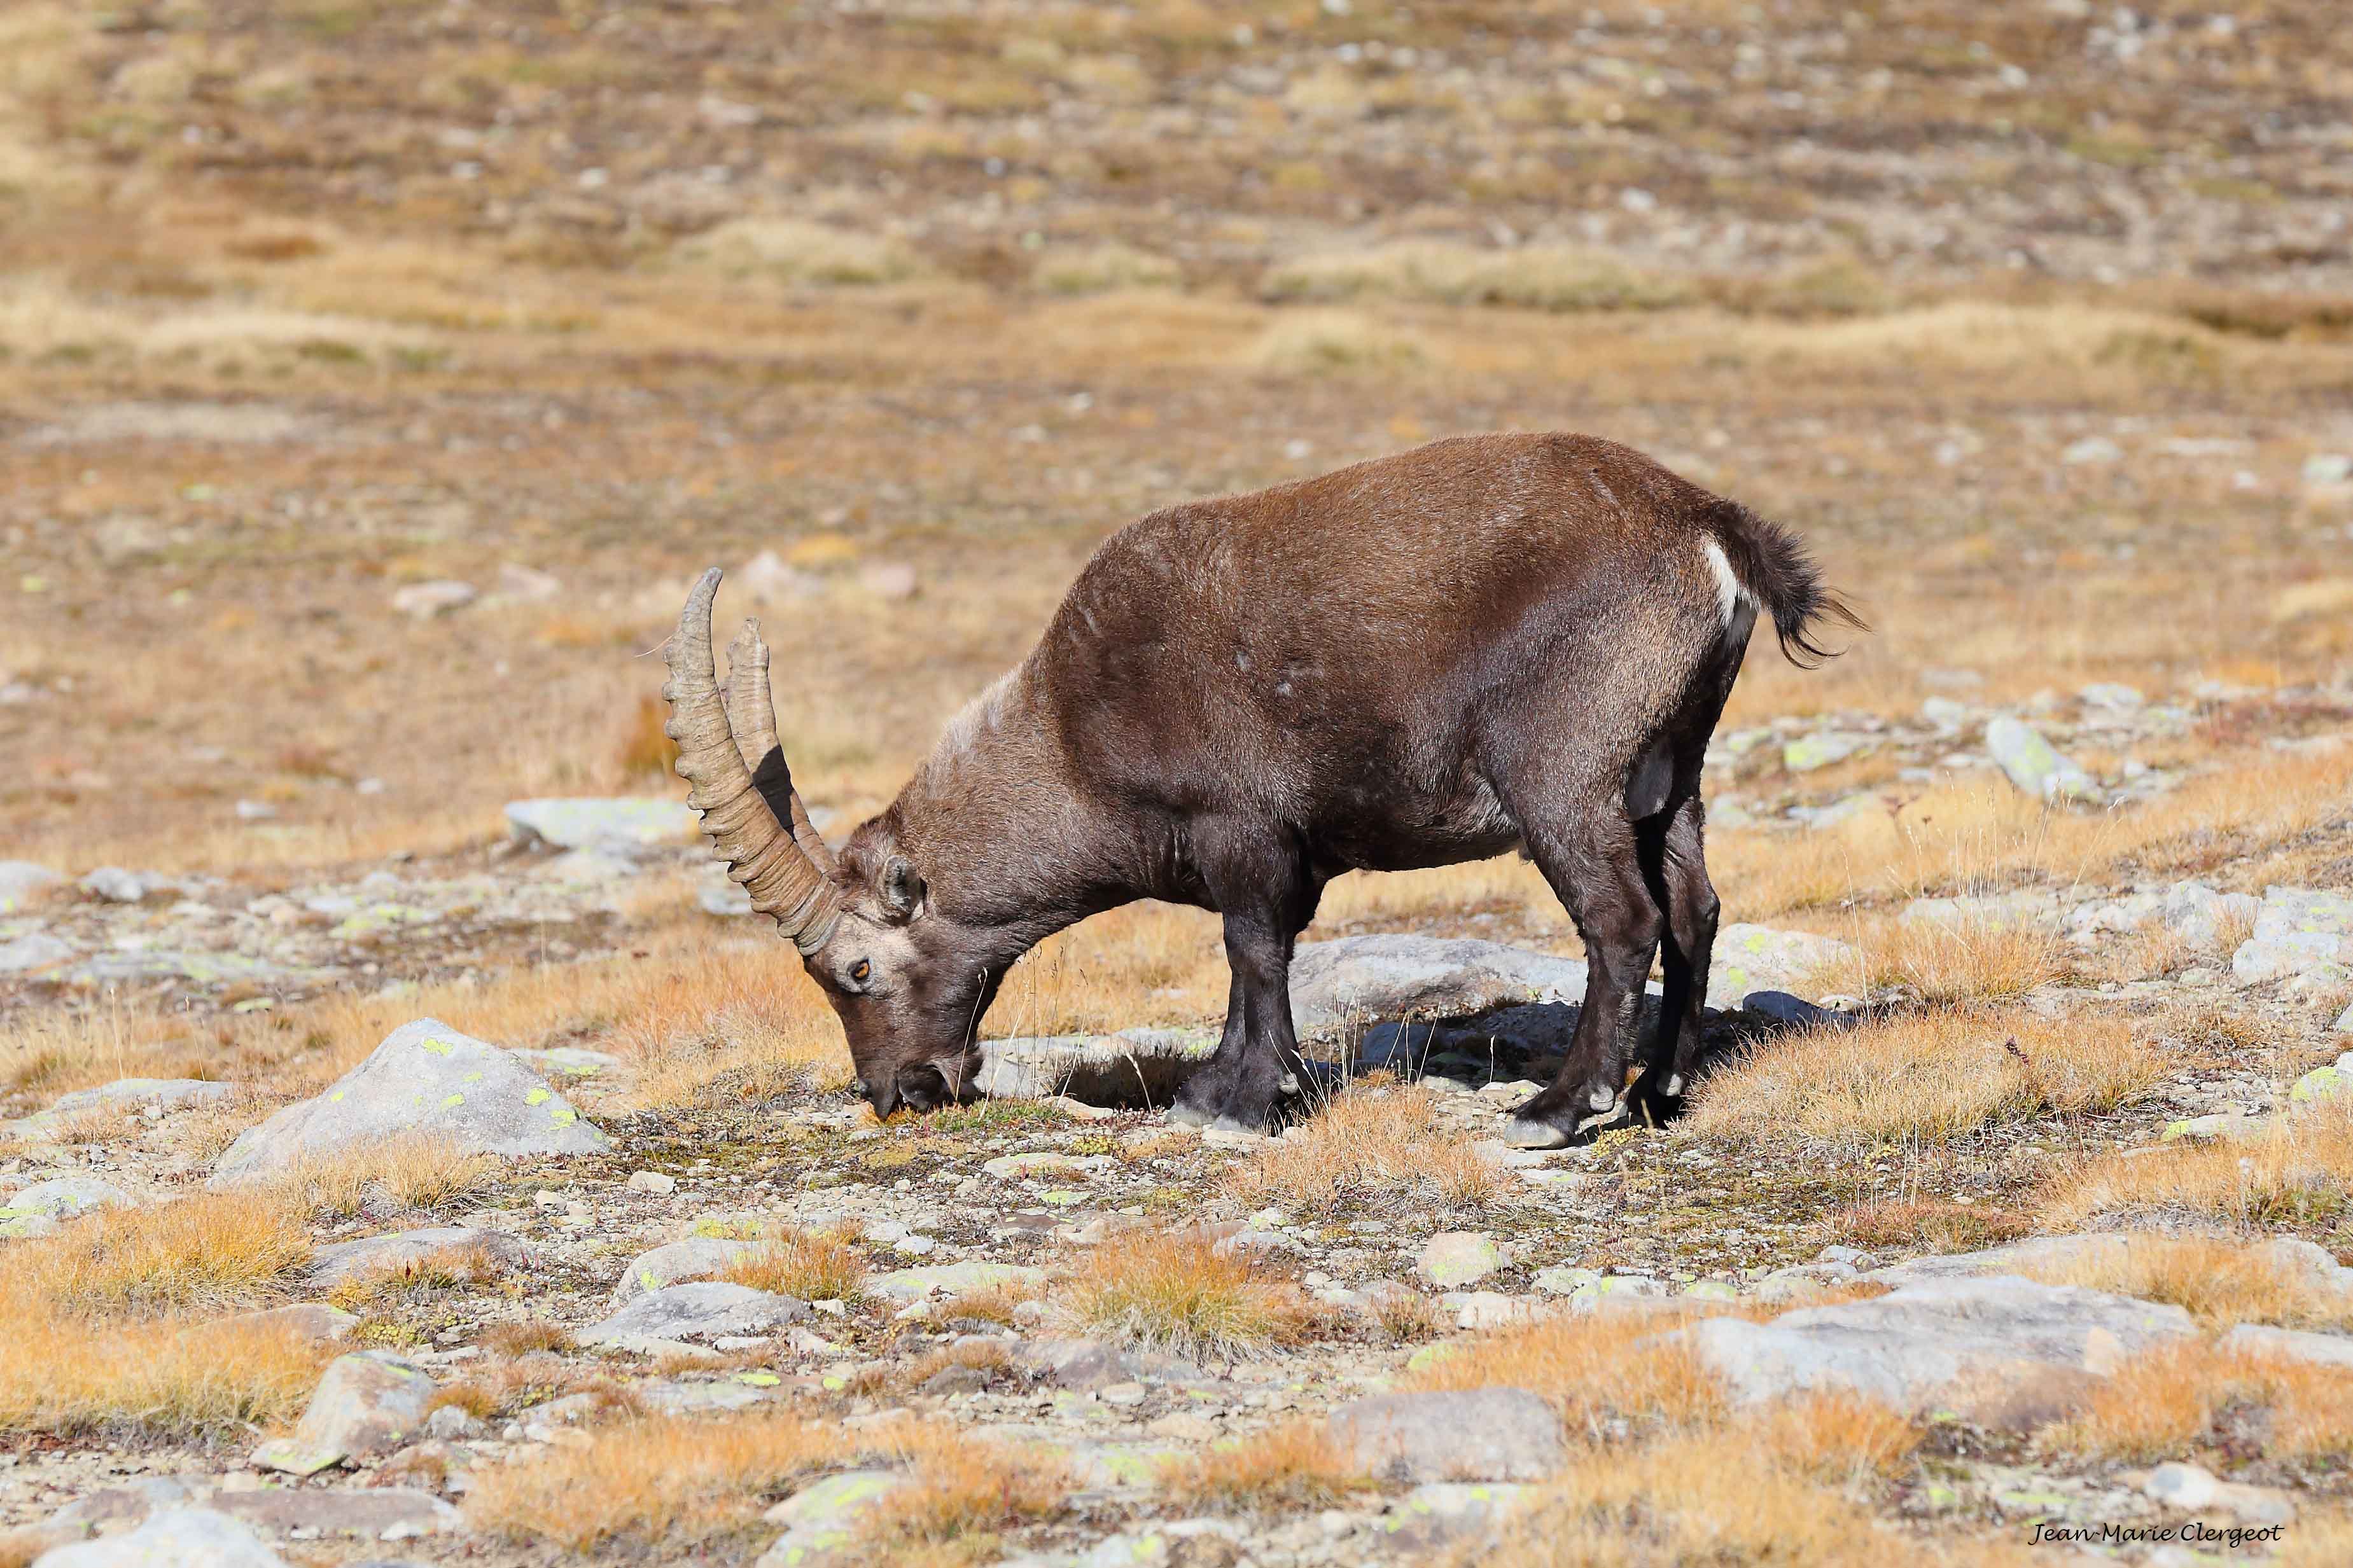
[1702, 499, 1866, 668]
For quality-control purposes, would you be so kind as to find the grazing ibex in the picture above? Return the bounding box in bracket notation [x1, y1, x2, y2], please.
[664, 433, 1857, 1142]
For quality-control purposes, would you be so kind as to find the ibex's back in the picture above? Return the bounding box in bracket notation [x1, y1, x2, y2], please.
[1035, 432, 1845, 879]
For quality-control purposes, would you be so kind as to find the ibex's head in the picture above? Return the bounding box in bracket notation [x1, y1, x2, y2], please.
[663, 569, 996, 1118]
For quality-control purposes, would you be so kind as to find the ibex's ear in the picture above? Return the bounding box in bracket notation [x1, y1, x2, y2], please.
[881, 855, 926, 920]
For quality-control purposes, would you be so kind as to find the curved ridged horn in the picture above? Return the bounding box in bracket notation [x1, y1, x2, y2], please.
[664, 569, 841, 956]
[725, 618, 840, 878]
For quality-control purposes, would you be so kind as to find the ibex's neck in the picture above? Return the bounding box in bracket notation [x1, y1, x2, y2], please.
[888, 665, 1135, 950]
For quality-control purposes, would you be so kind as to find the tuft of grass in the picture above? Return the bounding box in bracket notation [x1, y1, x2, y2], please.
[290, 1134, 499, 1219]
[1059, 1230, 1318, 1361]
[0, 1312, 330, 1439]
[2011, 1235, 2353, 1333]
[1033, 243, 1182, 296]
[851, 1426, 1068, 1562]
[1161, 1420, 1376, 1512]
[615, 694, 681, 779]
[1684, 1008, 2163, 1151]
[1262, 242, 1686, 315]
[1225, 1083, 1504, 1218]
[2041, 1104, 2353, 1228]
[1246, 310, 1427, 375]
[479, 1319, 576, 1357]
[1410, 1310, 1725, 1444]
[1847, 913, 2065, 1004]
[466, 1412, 837, 1551]
[325, 1240, 510, 1311]
[1750, 1391, 1922, 1485]
[673, 219, 925, 287]
[17, 1190, 311, 1318]
[719, 1227, 869, 1303]
[1834, 1200, 2032, 1254]
[2041, 1338, 2353, 1465]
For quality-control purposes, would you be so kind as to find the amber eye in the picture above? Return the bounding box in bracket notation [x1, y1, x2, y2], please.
[851, 959, 871, 983]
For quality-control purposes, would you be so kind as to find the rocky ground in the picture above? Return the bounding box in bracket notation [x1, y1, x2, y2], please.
[2, 677, 2351, 1566]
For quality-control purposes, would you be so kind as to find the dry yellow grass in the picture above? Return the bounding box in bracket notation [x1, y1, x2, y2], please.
[1838, 912, 2066, 1004]
[2041, 1338, 2353, 1465]
[1225, 1082, 1504, 1218]
[16, 1190, 310, 1319]
[1686, 1008, 2163, 1150]
[288, 1134, 498, 1219]
[465, 1412, 838, 1551]
[1059, 1230, 1319, 1360]
[1246, 309, 1428, 374]
[0, 1311, 328, 1439]
[1262, 242, 1687, 315]
[2041, 1104, 2353, 1228]
[1411, 1310, 1726, 1444]
[849, 1426, 1070, 1563]
[0, 998, 217, 1099]
[2012, 1235, 2353, 1333]
[719, 1228, 869, 1303]
[1160, 1419, 1376, 1512]
[1748, 1391, 1923, 1486]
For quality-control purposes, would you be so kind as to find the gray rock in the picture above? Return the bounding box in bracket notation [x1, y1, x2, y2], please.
[2291, 1050, 2353, 1107]
[251, 1352, 438, 1475]
[34, 1508, 288, 1567]
[0, 860, 63, 913]
[2220, 1323, 2353, 1369]
[223, 1303, 361, 1343]
[2142, 1461, 2216, 1510]
[504, 797, 695, 850]
[1325, 1388, 1565, 1483]
[0, 929, 74, 975]
[308, 1226, 531, 1287]
[1781, 730, 1872, 772]
[211, 1018, 606, 1184]
[1706, 924, 1859, 1009]
[866, 1259, 1047, 1305]
[1985, 716, 2098, 802]
[577, 1282, 807, 1353]
[1678, 1275, 2196, 1427]
[511, 1045, 623, 1082]
[2231, 887, 2353, 987]
[1900, 889, 2063, 931]
[2077, 683, 2144, 714]
[1418, 1232, 1504, 1287]
[389, 580, 476, 618]
[640, 1377, 778, 1415]
[973, 1028, 1219, 1106]
[59, 950, 315, 989]
[0, 1177, 137, 1237]
[1288, 934, 1589, 1036]
[1738, 990, 1850, 1027]
[2337, 1002, 2353, 1035]
[1864, 1232, 2165, 1286]
[2302, 454, 2353, 488]
[699, 880, 755, 917]
[1379, 1481, 1535, 1548]
[2062, 436, 2123, 465]
[610, 1235, 760, 1307]
[1059, 1522, 1247, 1568]
[210, 1487, 461, 1541]
[80, 867, 148, 903]
[2069, 881, 2260, 948]
[753, 1471, 902, 1567]
[1013, 1338, 1211, 1391]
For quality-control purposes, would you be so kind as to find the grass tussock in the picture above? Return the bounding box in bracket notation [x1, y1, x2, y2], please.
[2041, 1104, 2353, 1228]
[851, 1425, 1069, 1562]
[1834, 1200, 2032, 1254]
[1411, 1311, 1725, 1443]
[1246, 310, 1427, 374]
[289, 1134, 498, 1219]
[718, 1228, 869, 1303]
[1262, 242, 1686, 315]
[2041, 1338, 2353, 1464]
[1685, 1008, 2163, 1151]
[2012, 1235, 2353, 1333]
[1225, 1083, 1504, 1218]
[15, 1190, 310, 1319]
[672, 218, 926, 287]
[466, 1412, 838, 1551]
[1033, 242, 1182, 296]
[477, 1320, 576, 1358]
[1750, 1391, 1924, 1486]
[1161, 1420, 1376, 1513]
[0, 1312, 329, 1439]
[1845, 913, 2066, 1004]
[1059, 1230, 1319, 1361]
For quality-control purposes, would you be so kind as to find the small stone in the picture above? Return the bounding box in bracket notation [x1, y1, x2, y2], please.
[754, 1471, 904, 1567]
[1418, 1232, 1503, 1288]
[2142, 1461, 2218, 1511]
[504, 797, 695, 850]
[495, 562, 562, 601]
[0, 860, 64, 913]
[80, 866, 147, 903]
[856, 561, 919, 600]
[1985, 716, 2098, 801]
[609, 1235, 762, 1306]
[1325, 1388, 1565, 1483]
[2062, 436, 2122, 465]
[626, 1170, 678, 1195]
[576, 1282, 807, 1354]
[390, 580, 476, 618]
[1381, 1481, 1533, 1548]
[1781, 730, 1871, 772]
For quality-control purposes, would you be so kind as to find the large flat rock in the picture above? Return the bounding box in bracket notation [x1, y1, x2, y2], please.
[210, 1018, 606, 1185]
[972, 1027, 1218, 1105]
[2233, 886, 2353, 987]
[578, 1282, 807, 1354]
[1677, 1275, 2196, 1429]
[1324, 1388, 1565, 1483]
[505, 797, 696, 850]
[1288, 936, 1589, 1036]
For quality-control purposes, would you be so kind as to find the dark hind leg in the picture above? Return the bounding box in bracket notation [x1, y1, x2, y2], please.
[1499, 798, 1666, 1149]
[1625, 789, 1717, 1127]
[1168, 832, 1322, 1133]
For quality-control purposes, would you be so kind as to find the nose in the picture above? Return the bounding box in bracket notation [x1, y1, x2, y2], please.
[856, 1077, 900, 1119]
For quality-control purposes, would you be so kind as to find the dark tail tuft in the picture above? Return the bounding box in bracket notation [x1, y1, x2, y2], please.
[1704, 500, 1866, 668]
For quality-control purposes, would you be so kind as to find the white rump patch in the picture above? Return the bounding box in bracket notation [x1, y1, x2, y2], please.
[1701, 538, 1748, 627]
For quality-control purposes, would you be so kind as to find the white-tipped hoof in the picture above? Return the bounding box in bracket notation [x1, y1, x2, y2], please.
[1662, 1073, 1685, 1099]
[1503, 1116, 1574, 1150]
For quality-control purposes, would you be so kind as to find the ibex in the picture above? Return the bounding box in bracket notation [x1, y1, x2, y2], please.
[664, 433, 1857, 1143]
